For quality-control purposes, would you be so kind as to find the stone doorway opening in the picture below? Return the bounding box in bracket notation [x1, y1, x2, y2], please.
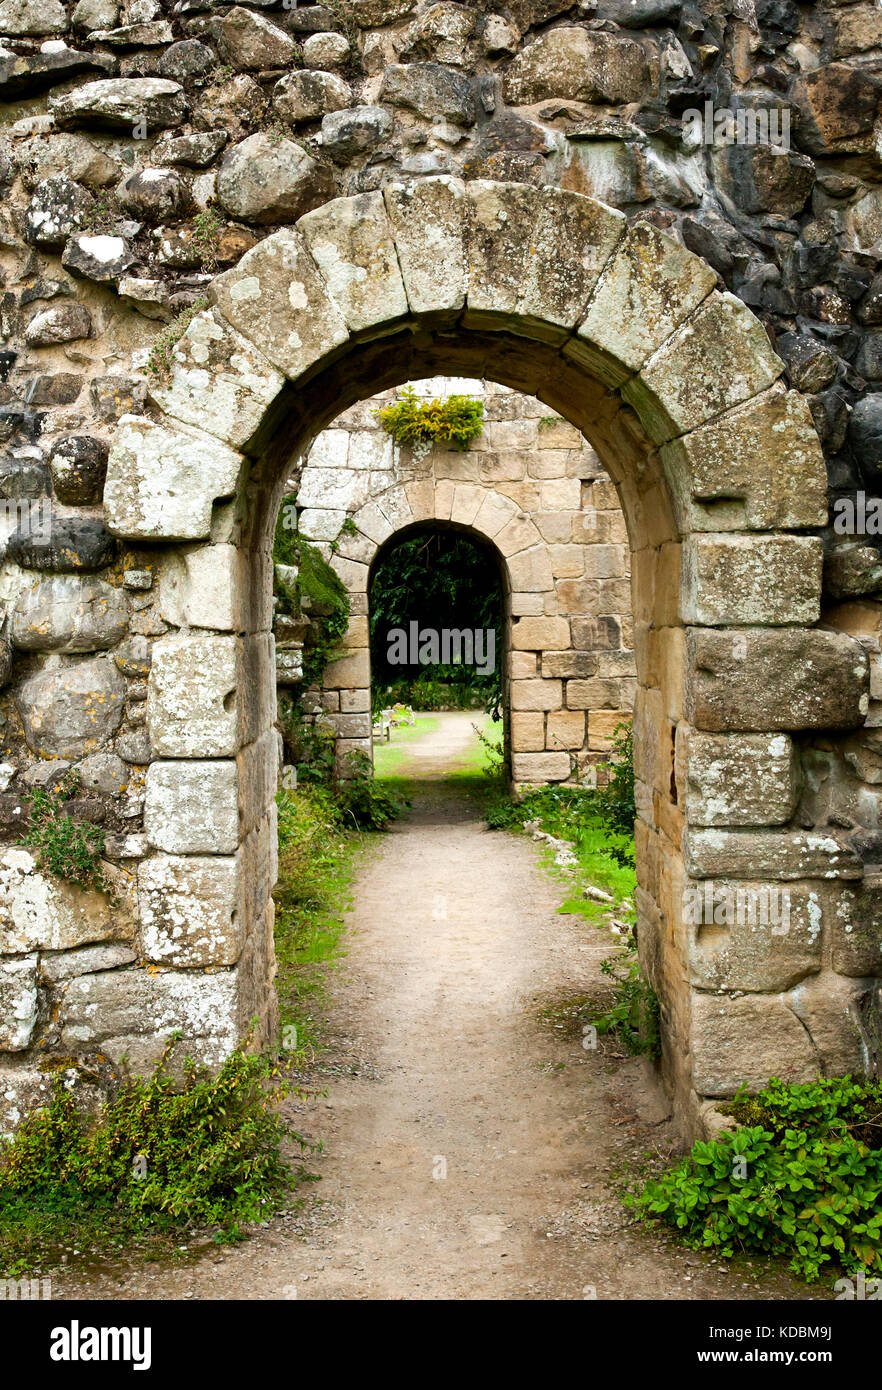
[84, 180, 871, 1138]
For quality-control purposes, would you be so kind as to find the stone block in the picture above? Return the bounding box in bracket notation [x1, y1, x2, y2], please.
[12, 575, 129, 653]
[660, 387, 827, 532]
[0, 847, 123, 953]
[105, 414, 243, 541]
[572, 222, 716, 387]
[511, 710, 545, 751]
[144, 761, 239, 853]
[685, 627, 869, 731]
[511, 678, 562, 711]
[383, 176, 468, 315]
[299, 191, 408, 334]
[685, 879, 828, 991]
[17, 655, 125, 758]
[139, 853, 244, 968]
[691, 991, 818, 1095]
[511, 615, 570, 650]
[546, 709, 585, 749]
[158, 543, 245, 632]
[148, 308, 285, 450]
[0, 955, 38, 1050]
[623, 292, 784, 445]
[684, 730, 799, 826]
[148, 632, 241, 757]
[680, 534, 822, 626]
[209, 227, 349, 380]
[511, 751, 571, 782]
[683, 827, 863, 880]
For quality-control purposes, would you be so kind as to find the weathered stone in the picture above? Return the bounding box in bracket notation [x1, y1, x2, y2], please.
[572, 222, 715, 387]
[848, 393, 882, 485]
[320, 104, 392, 161]
[148, 633, 240, 757]
[61, 232, 135, 282]
[209, 227, 349, 380]
[49, 434, 108, 505]
[12, 575, 129, 653]
[60, 966, 242, 1069]
[303, 31, 350, 69]
[512, 750, 571, 781]
[115, 729, 150, 764]
[89, 20, 171, 44]
[685, 732, 799, 827]
[0, 45, 113, 98]
[0, 956, 38, 1050]
[49, 78, 188, 132]
[661, 388, 828, 532]
[6, 515, 115, 573]
[139, 854, 244, 967]
[381, 62, 477, 124]
[25, 174, 95, 248]
[683, 828, 863, 880]
[791, 63, 882, 158]
[686, 628, 869, 732]
[77, 751, 128, 795]
[0, 0, 66, 34]
[680, 534, 822, 626]
[147, 308, 285, 450]
[686, 879, 826, 991]
[273, 69, 351, 124]
[144, 760, 239, 853]
[216, 6, 299, 70]
[624, 292, 784, 444]
[156, 39, 214, 84]
[691, 991, 818, 1095]
[16, 656, 126, 757]
[383, 175, 467, 315]
[299, 192, 408, 334]
[503, 28, 649, 106]
[787, 972, 877, 1078]
[72, 0, 117, 29]
[158, 543, 243, 632]
[117, 167, 190, 223]
[215, 132, 334, 226]
[16, 131, 120, 190]
[25, 303, 93, 346]
[104, 414, 243, 541]
[711, 143, 814, 219]
[150, 129, 227, 168]
[0, 846, 122, 954]
[113, 634, 150, 678]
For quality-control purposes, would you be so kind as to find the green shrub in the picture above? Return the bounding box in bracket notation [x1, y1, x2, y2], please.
[375, 386, 483, 451]
[0, 1041, 311, 1271]
[591, 948, 660, 1059]
[335, 750, 407, 830]
[21, 772, 108, 894]
[628, 1076, 882, 1281]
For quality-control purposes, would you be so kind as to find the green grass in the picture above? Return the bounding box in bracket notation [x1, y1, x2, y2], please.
[447, 715, 504, 783]
[373, 714, 442, 778]
[273, 784, 363, 1056]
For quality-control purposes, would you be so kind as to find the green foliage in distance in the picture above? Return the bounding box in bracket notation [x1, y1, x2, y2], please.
[374, 386, 484, 452]
[628, 1076, 882, 1282]
[369, 526, 503, 714]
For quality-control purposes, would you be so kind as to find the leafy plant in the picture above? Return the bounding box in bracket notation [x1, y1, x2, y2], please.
[21, 771, 108, 894]
[0, 1039, 312, 1272]
[190, 208, 224, 271]
[374, 386, 484, 452]
[145, 297, 209, 383]
[335, 750, 407, 830]
[590, 947, 660, 1059]
[628, 1076, 882, 1282]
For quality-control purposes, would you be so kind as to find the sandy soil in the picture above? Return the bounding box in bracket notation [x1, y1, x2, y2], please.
[58, 712, 821, 1301]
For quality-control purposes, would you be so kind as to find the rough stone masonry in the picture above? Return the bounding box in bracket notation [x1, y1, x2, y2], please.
[0, 0, 880, 1139]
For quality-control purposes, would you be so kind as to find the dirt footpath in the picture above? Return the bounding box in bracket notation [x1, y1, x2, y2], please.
[60, 712, 820, 1301]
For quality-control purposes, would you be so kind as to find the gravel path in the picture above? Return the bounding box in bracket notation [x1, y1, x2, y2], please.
[59, 713, 820, 1301]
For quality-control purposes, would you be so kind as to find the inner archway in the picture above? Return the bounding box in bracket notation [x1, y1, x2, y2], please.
[100, 180, 869, 1139]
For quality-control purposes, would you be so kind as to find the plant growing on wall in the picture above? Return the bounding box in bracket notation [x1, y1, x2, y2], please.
[20, 771, 109, 895]
[374, 386, 484, 455]
[273, 501, 350, 688]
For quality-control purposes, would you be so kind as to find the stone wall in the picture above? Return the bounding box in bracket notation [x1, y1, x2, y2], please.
[293, 376, 635, 784]
[0, 0, 880, 1138]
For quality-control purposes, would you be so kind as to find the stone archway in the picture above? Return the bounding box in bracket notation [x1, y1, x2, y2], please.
[102, 179, 871, 1138]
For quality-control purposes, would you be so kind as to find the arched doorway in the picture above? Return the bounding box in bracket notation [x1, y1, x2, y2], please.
[102, 180, 868, 1137]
